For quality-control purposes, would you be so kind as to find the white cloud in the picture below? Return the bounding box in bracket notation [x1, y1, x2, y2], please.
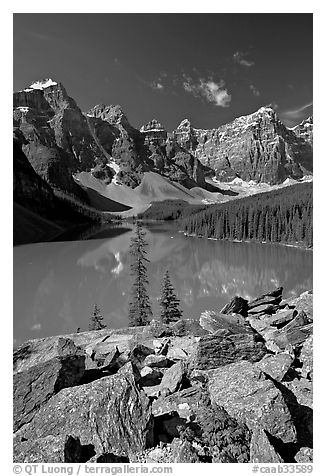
[199, 80, 231, 107]
[279, 102, 313, 127]
[249, 84, 260, 96]
[183, 81, 194, 93]
[150, 81, 164, 91]
[282, 102, 313, 119]
[183, 77, 231, 108]
[233, 51, 255, 67]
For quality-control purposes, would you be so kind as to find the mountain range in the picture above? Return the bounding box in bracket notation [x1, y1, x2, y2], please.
[13, 78, 313, 235]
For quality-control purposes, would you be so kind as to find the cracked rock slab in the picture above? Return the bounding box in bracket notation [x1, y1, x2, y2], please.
[207, 361, 297, 443]
[14, 354, 85, 432]
[16, 372, 154, 459]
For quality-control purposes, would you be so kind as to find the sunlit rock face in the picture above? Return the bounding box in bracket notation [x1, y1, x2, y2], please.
[13, 79, 103, 193]
[140, 119, 167, 147]
[292, 116, 313, 146]
[86, 107, 207, 189]
[173, 107, 313, 184]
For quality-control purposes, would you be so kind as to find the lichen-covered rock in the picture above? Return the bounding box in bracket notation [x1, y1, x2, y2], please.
[14, 336, 85, 374]
[248, 287, 283, 310]
[151, 386, 203, 419]
[14, 353, 85, 432]
[299, 335, 313, 379]
[199, 310, 248, 334]
[170, 439, 200, 463]
[160, 361, 187, 394]
[128, 343, 155, 368]
[153, 338, 170, 355]
[192, 331, 267, 370]
[283, 378, 313, 409]
[220, 296, 249, 316]
[207, 361, 297, 443]
[13, 434, 92, 463]
[272, 322, 313, 350]
[140, 366, 163, 386]
[294, 447, 313, 463]
[266, 310, 296, 327]
[143, 354, 174, 368]
[85, 346, 120, 370]
[250, 429, 284, 463]
[16, 372, 154, 459]
[256, 353, 294, 381]
[287, 290, 313, 320]
[166, 336, 200, 361]
[85, 333, 134, 358]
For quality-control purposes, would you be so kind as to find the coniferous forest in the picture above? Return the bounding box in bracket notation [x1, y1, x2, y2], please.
[181, 182, 313, 248]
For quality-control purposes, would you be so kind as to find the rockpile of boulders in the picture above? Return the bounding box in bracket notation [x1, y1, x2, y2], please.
[13, 288, 313, 464]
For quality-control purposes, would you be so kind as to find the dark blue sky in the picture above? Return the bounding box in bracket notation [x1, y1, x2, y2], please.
[13, 13, 313, 130]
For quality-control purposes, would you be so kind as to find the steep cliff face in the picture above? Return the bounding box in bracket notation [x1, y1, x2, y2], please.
[13, 79, 103, 193]
[13, 80, 313, 194]
[140, 119, 167, 146]
[13, 131, 57, 213]
[86, 104, 153, 187]
[87, 106, 207, 189]
[173, 107, 313, 184]
[292, 116, 313, 146]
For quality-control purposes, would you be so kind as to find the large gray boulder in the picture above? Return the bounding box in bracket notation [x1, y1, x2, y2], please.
[199, 310, 249, 334]
[206, 361, 297, 443]
[295, 447, 313, 463]
[250, 429, 284, 463]
[13, 435, 93, 463]
[192, 331, 267, 370]
[220, 296, 249, 316]
[151, 386, 203, 419]
[16, 371, 154, 459]
[14, 352, 85, 432]
[248, 287, 283, 310]
[143, 354, 173, 368]
[256, 353, 294, 381]
[287, 290, 313, 320]
[14, 336, 85, 373]
[160, 361, 187, 394]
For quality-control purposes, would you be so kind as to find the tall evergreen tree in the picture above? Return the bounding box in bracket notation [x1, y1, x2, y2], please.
[89, 304, 106, 331]
[160, 270, 183, 324]
[128, 222, 153, 326]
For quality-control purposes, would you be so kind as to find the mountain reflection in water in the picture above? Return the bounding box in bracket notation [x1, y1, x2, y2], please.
[13, 224, 312, 346]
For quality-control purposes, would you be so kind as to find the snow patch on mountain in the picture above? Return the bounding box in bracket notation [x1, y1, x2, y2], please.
[27, 79, 58, 91]
[107, 160, 121, 184]
[15, 107, 30, 113]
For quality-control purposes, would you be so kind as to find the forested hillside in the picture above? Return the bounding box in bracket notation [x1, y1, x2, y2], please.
[138, 200, 209, 221]
[181, 183, 313, 247]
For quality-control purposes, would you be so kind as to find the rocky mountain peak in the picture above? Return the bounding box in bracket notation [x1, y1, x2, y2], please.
[87, 104, 129, 127]
[292, 116, 313, 145]
[140, 119, 167, 147]
[172, 119, 198, 153]
[171, 105, 312, 184]
[176, 118, 192, 130]
[14, 78, 77, 113]
[140, 119, 166, 133]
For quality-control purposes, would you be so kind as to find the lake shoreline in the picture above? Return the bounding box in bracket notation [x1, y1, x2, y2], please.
[180, 231, 313, 252]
